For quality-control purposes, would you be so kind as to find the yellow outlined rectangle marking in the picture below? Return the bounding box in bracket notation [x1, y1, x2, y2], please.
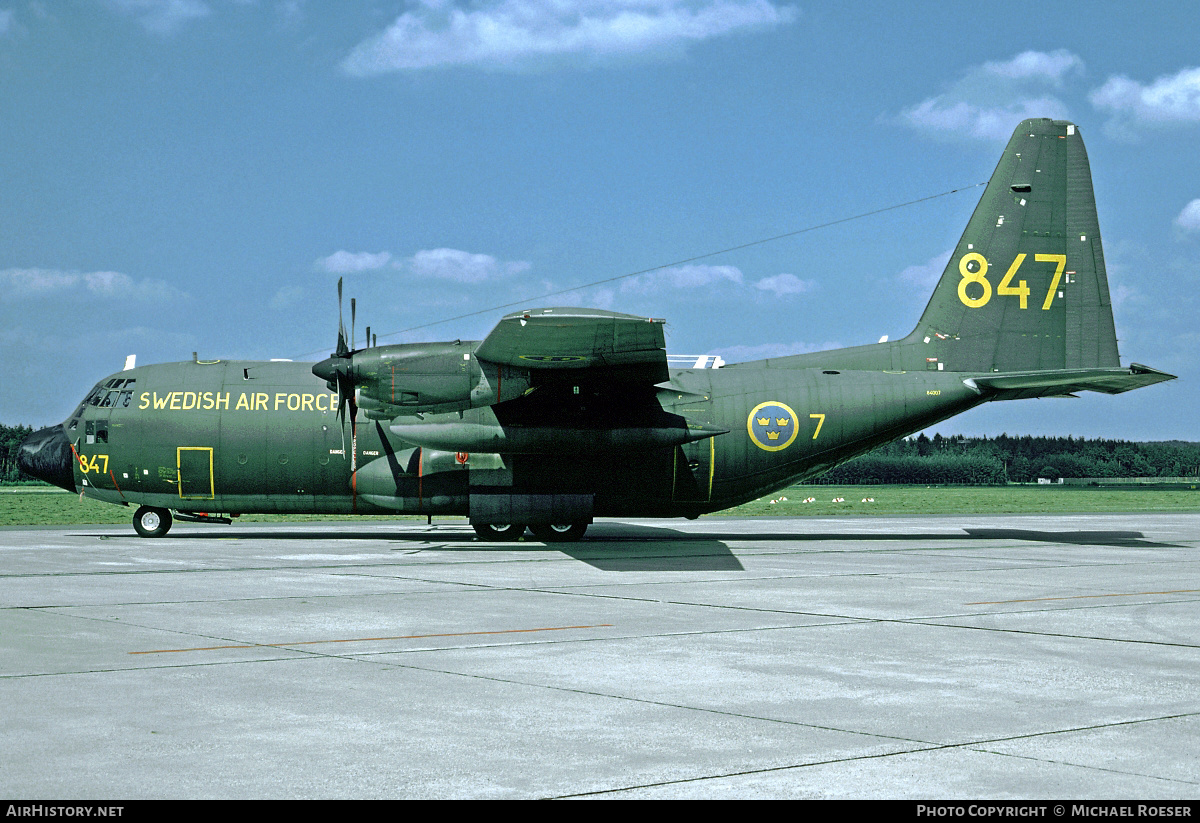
[177, 446, 214, 500]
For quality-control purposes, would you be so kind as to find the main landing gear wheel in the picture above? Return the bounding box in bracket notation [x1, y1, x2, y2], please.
[529, 522, 588, 543]
[133, 506, 173, 538]
[472, 523, 526, 541]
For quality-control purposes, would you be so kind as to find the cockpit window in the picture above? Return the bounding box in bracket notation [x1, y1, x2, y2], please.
[85, 379, 135, 407]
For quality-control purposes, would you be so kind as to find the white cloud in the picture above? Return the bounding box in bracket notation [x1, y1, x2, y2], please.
[896, 49, 1081, 140]
[315, 247, 532, 282]
[1091, 66, 1200, 131]
[82, 270, 137, 296]
[582, 286, 617, 310]
[1175, 199, 1200, 233]
[898, 250, 952, 292]
[0, 10, 14, 36]
[898, 99, 1072, 141]
[105, 0, 211, 34]
[341, 0, 797, 74]
[405, 248, 531, 282]
[659, 263, 742, 288]
[620, 263, 743, 294]
[315, 250, 393, 274]
[0, 268, 183, 302]
[0, 268, 76, 296]
[614, 264, 818, 300]
[754, 272, 814, 297]
[982, 50, 1083, 84]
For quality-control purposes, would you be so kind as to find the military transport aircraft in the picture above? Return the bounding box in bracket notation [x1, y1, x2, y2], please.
[18, 119, 1175, 541]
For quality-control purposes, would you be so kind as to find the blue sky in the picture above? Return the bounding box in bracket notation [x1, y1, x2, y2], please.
[2, 0, 1197, 441]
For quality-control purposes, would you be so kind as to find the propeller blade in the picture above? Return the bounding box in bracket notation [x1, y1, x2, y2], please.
[320, 277, 361, 463]
[338, 385, 347, 455]
[336, 277, 348, 356]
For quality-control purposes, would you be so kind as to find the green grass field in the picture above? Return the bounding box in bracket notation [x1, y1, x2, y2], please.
[1, 484, 1197, 527]
[722, 484, 1200, 517]
[0, 487, 426, 526]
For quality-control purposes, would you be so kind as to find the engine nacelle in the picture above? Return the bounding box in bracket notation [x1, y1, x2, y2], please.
[339, 341, 532, 417]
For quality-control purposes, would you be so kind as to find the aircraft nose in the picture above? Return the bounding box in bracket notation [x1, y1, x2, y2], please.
[18, 424, 77, 493]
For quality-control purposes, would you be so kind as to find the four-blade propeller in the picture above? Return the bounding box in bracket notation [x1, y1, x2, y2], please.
[312, 278, 364, 461]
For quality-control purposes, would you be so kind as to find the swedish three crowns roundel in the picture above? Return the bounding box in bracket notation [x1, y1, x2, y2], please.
[747, 401, 799, 452]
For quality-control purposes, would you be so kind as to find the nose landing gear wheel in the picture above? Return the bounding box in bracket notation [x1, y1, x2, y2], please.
[529, 522, 588, 542]
[472, 523, 526, 541]
[133, 506, 173, 538]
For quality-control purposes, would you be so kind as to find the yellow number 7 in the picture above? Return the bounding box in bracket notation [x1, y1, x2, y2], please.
[1036, 254, 1066, 310]
[809, 413, 825, 439]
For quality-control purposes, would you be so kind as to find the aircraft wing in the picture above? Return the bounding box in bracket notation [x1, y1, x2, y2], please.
[384, 308, 723, 454]
[968, 364, 1176, 400]
[475, 307, 669, 383]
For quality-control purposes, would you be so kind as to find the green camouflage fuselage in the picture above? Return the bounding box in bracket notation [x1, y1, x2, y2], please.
[68, 356, 984, 517]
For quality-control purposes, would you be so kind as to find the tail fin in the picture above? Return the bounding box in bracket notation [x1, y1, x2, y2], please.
[743, 118, 1172, 393]
[905, 118, 1119, 373]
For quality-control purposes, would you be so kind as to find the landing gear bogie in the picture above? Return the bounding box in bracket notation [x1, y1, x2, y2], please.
[472, 523, 526, 541]
[471, 522, 590, 542]
[529, 522, 589, 542]
[133, 506, 173, 538]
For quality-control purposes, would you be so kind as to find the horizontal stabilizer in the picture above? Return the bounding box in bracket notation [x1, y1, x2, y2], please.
[968, 364, 1176, 399]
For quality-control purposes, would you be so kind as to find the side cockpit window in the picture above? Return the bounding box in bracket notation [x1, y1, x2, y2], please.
[68, 402, 85, 434]
[84, 419, 108, 445]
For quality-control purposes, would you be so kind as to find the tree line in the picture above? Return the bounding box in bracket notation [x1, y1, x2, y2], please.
[0, 424, 34, 484]
[2, 422, 1198, 486]
[811, 433, 1200, 485]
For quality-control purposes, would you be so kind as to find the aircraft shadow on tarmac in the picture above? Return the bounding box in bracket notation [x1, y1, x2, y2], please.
[77, 522, 745, 572]
[961, 527, 1182, 549]
[73, 521, 1180, 572]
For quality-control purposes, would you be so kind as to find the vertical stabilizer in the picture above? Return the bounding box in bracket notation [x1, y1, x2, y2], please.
[904, 119, 1120, 373]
